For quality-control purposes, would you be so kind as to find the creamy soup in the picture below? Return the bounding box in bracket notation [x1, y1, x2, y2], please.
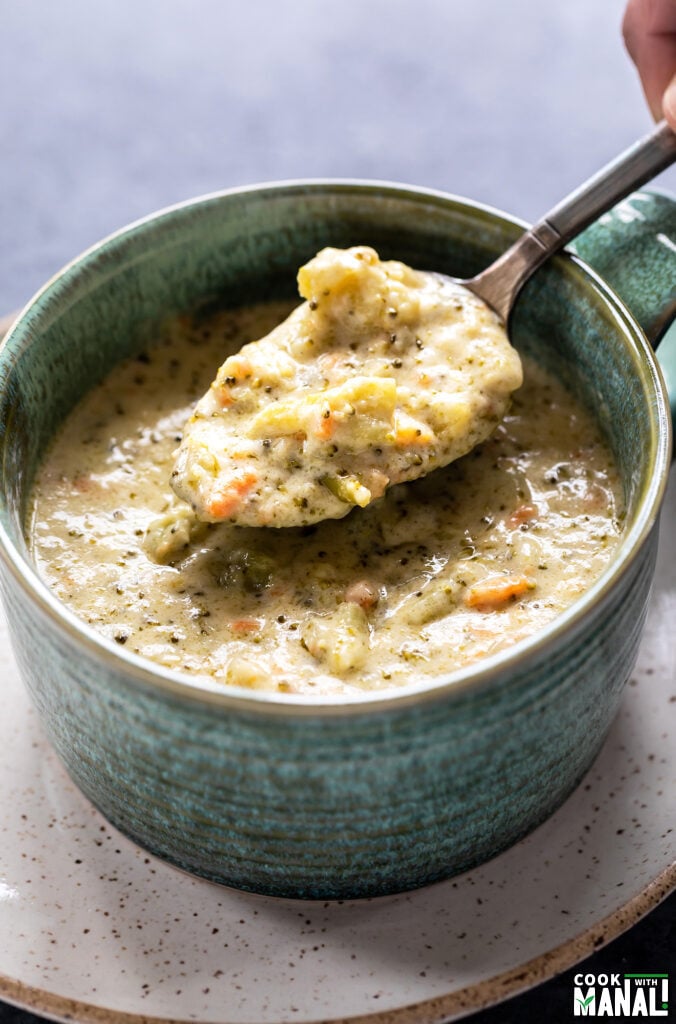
[27, 302, 624, 696]
[172, 247, 522, 527]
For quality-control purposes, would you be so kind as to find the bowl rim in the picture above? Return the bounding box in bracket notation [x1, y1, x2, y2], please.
[0, 177, 672, 717]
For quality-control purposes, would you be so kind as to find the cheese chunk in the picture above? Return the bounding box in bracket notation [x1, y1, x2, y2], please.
[171, 246, 522, 527]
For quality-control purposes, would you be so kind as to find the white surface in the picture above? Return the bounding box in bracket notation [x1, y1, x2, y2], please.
[0, 474, 674, 1024]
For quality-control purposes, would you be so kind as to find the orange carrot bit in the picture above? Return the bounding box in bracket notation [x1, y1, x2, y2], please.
[465, 574, 536, 609]
[205, 471, 258, 519]
[506, 503, 538, 528]
[394, 412, 435, 446]
[314, 408, 337, 440]
[230, 617, 263, 634]
[211, 382, 234, 407]
[219, 355, 253, 384]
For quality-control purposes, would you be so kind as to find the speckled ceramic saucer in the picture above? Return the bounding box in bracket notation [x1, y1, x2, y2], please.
[0, 450, 673, 1023]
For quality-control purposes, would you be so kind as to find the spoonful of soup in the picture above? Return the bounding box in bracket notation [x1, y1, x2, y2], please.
[171, 121, 676, 528]
[172, 246, 520, 527]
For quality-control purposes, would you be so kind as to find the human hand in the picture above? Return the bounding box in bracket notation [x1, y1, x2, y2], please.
[623, 0, 676, 129]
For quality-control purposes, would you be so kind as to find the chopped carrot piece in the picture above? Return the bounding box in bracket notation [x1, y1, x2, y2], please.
[465, 574, 535, 609]
[394, 411, 435, 446]
[205, 471, 258, 519]
[506, 504, 538, 528]
[211, 382, 234, 407]
[219, 355, 253, 383]
[314, 409, 336, 440]
[230, 618, 263, 634]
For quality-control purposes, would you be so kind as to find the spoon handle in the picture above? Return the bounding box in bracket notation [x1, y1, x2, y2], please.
[469, 120, 676, 322]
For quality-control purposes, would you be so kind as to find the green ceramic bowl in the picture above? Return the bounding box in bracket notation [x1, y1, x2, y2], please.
[0, 183, 674, 900]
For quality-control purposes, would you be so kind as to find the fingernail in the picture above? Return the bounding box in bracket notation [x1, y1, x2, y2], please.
[663, 74, 676, 125]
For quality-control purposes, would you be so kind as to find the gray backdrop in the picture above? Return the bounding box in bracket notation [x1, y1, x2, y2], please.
[1, 0, 674, 314]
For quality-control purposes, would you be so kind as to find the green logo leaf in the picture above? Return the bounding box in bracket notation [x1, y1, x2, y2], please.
[576, 995, 595, 1007]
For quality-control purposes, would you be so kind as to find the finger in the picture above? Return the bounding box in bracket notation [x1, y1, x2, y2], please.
[663, 73, 676, 128]
[623, 0, 676, 119]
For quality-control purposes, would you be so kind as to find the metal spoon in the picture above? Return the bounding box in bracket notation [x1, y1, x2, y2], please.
[452, 120, 676, 323]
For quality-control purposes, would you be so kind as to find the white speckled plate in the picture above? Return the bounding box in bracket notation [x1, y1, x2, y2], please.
[0, 470, 674, 1024]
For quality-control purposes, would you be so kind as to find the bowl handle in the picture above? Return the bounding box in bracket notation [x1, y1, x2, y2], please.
[570, 189, 676, 424]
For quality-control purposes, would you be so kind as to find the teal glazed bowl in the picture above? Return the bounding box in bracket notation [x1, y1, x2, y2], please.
[0, 184, 674, 900]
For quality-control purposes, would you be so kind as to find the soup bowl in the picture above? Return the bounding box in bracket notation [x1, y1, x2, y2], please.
[0, 182, 674, 900]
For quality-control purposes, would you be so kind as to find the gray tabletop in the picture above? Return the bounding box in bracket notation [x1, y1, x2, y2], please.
[0, 1, 674, 1021]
